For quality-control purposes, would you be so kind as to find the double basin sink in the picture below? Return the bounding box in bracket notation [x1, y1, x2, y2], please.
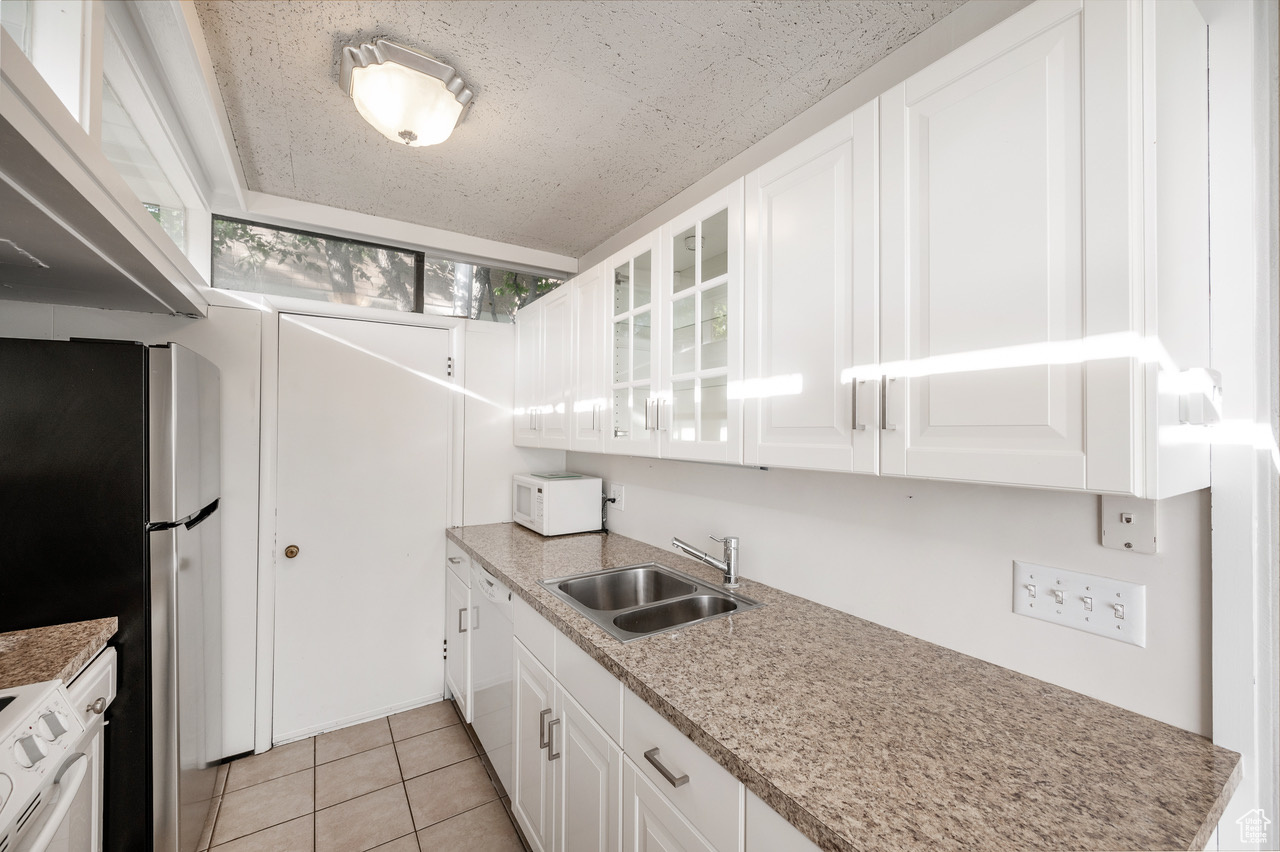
[539, 563, 763, 642]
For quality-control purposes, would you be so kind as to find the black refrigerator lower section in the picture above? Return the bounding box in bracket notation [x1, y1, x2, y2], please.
[0, 338, 152, 852]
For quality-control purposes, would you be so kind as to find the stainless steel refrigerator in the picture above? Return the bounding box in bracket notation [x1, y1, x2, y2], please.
[0, 337, 224, 852]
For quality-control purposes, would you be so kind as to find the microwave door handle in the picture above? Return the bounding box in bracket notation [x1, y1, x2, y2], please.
[25, 753, 90, 852]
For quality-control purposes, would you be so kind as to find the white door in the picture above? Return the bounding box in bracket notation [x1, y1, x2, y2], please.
[539, 288, 573, 449]
[622, 761, 715, 852]
[658, 181, 745, 465]
[605, 235, 662, 458]
[273, 314, 451, 741]
[515, 301, 542, 446]
[513, 640, 557, 852]
[558, 691, 621, 852]
[444, 568, 471, 722]
[571, 265, 608, 452]
[743, 106, 878, 473]
[878, 0, 1132, 490]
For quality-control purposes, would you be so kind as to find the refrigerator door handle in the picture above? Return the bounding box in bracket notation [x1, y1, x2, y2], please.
[184, 499, 219, 530]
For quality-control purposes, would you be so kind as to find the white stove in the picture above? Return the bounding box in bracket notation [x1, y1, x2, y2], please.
[0, 680, 89, 852]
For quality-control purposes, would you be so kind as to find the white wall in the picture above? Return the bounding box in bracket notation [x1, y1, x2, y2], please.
[0, 300, 264, 756]
[463, 320, 566, 525]
[569, 452, 1211, 736]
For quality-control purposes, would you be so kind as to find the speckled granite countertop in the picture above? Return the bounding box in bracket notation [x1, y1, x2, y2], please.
[0, 618, 117, 689]
[448, 523, 1239, 852]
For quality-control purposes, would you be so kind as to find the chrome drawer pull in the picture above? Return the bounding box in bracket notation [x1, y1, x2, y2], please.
[539, 708, 552, 749]
[448, 556, 463, 564]
[644, 747, 689, 788]
[458, 608, 468, 633]
[86, 697, 107, 715]
[547, 718, 561, 761]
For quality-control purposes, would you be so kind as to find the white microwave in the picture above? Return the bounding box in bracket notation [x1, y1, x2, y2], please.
[512, 473, 602, 536]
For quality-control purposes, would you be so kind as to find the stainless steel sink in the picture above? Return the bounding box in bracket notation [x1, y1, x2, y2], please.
[539, 563, 762, 642]
[556, 566, 696, 611]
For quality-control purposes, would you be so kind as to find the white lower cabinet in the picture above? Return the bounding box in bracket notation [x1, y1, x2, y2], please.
[744, 789, 820, 852]
[513, 638, 623, 852]
[514, 639, 559, 851]
[559, 689, 623, 852]
[444, 555, 472, 722]
[506, 594, 810, 852]
[623, 757, 717, 852]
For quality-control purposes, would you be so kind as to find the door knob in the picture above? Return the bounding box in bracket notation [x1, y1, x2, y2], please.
[284, 545, 300, 559]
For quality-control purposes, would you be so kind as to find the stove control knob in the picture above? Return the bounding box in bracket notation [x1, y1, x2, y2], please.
[13, 735, 46, 768]
[36, 711, 69, 742]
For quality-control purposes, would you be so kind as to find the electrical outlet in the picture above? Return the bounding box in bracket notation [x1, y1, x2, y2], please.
[1100, 495, 1157, 553]
[1012, 561, 1146, 647]
[609, 483, 625, 511]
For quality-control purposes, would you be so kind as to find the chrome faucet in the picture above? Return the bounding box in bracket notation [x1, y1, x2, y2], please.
[671, 535, 739, 588]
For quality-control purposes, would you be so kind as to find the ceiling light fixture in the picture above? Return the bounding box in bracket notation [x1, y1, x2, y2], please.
[339, 38, 473, 147]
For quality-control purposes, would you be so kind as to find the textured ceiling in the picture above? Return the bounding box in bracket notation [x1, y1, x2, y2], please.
[194, 1, 965, 258]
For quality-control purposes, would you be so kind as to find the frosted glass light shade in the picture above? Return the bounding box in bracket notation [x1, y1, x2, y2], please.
[340, 39, 473, 148]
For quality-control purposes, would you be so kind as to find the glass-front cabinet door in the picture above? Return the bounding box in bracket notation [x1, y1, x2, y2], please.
[658, 180, 744, 463]
[605, 233, 661, 456]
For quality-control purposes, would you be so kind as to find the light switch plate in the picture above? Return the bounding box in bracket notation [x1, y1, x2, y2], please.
[1100, 495, 1157, 553]
[1012, 561, 1147, 647]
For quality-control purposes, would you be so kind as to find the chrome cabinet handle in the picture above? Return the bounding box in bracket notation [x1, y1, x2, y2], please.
[539, 708, 552, 749]
[458, 608, 468, 633]
[643, 398, 651, 431]
[86, 697, 107, 715]
[447, 557, 463, 564]
[881, 377, 897, 431]
[472, 605, 480, 631]
[643, 748, 689, 788]
[547, 718, 561, 761]
[852, 381, 863, 431]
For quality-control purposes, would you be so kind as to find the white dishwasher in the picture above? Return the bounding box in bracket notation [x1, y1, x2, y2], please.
[470, 564, 514, 795]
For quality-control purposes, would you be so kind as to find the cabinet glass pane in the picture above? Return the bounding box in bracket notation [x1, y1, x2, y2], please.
[671, 295, 695, 375]
[613, 319, 629, 383]
[701, 209, 729, 282]
[701, 376, 729, 443]
[613, 262, 630, 316]
[672, 227, 696, 293]
[634, 251, 652, 308]
[634, 311, 651, 381]
[701, 283, 729, 370]
[632, 386, 650, 436]
[671, 380, 696, 442]
[613, 388, 630, 437]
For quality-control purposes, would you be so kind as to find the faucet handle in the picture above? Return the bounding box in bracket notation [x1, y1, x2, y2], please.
[709, 535, 738, 545]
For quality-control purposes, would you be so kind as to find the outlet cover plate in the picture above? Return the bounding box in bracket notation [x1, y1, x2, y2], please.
[609, 483, 625, 511]
[1100, 495, 1157, 553]
[1013, 561, 1147, 647]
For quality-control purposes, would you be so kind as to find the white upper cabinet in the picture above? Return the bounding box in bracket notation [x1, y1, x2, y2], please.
[516, 0, 1211, 498]
[659, 181, 744, 464]
[571, 264, 609, 453]
[743, 107, 878, 474]
[878, 0, 1210, 496]
[605, 233, 663, 458]
[515, 286, 574, 450]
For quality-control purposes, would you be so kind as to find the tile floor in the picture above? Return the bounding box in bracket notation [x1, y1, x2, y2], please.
[198, 701, 526, 852]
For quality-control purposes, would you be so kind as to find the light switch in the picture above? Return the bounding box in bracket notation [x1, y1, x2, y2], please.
[1012, 561, 1146, 647]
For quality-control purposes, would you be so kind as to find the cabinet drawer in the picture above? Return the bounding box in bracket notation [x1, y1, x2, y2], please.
[623, 757, 717, 852]
[745, 788, 819, 852]
[446, 539, 472, 585]
[514, 595, 556, 671]
[67, 646, 116, 727]
[623, 689, 741, 852]
[555, 630, 621, 743]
